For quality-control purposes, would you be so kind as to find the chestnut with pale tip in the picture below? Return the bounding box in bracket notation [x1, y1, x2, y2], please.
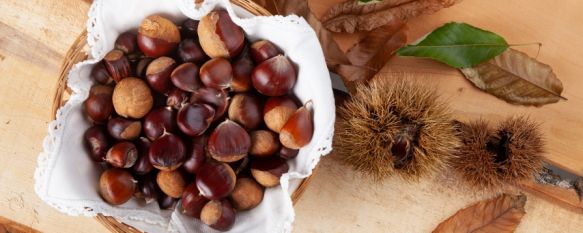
[143, 107, 177, 141]
[228, 93, 262, 130]
[146, 56, 176, 93]
[181, 182, 209, 219]
[84, 85, 114, 123]
[279, 101, 313, 149]
[99, 168, 136, 205]
[148, 133, 186, 171]
[112, 77, 153, 119]
[207, 120, 251, 163]
[249, 130, 280, 157]
[107, 117, 142, 141]
[170, 62, 201, 92]
[198, 10, 244, 58]
[177, 103, 215, 136]
[190, 87, 229, 121]
[105, 142, 138, 168]
[251, 157, 289, 187]
[196, 162, 237, 200]
[104, 49, 131, 82]
[263, 96, 298, 133]
[156, 170, 186, 198]
[200, 57, 233, 90]
[137, 15, 181, 57]
[250, 40, 280, 64]
[251, 55, 296, 96]
[201, 199, 236, 232]
[84, 125, 110, 162]
[230, 177, 264, 211]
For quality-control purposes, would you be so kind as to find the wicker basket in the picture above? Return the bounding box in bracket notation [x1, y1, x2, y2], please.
[51, 0, 317, 232]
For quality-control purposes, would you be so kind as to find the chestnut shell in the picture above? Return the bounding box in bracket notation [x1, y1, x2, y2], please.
[148, 133, 186, 171]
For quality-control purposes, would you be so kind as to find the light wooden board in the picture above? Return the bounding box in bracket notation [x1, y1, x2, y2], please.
[0, 0, 581, 232]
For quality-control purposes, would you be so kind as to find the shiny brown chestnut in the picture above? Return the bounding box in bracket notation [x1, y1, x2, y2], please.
[149, 133, 186, 171]
[158, 194, 178, 210]
[177, 103, 215, 137]
[181, 182, 209, 219]
[84, 125, 110, 162]
[280, 102, 313, 149]
[115, 31, 138, 54]
[183, 135, 207, 174]
[230, 177, 264, 211]
[170, 62, 201, 92]
[249, 130, 280, 157]
[157, 170, 185, 198]
[146, 56, 176, 93]
[133, 137, 154, 175]
[199, 58, 232, 90]
[107, 117, 142, 140]
[263, 96, 298, 133]
[135, 57, 154, 78]
[178, 39, 208, 64]
[251, 157, 289, 187]
[90, 62, 113, 85]
[198, 10, 244, 58]
[231, 56, 254, 92]
[201, 199, 236, 231]
[196, 162, 237, 200]
[137, 15, 181, 57]
[181, 19, 199, 39]
[278, 146, 299, 160]
[135, 173, 159, 204]
[165, 89, 187, 110]
[84, 85, 114, 123]
[250, 40, 280, 64]
[207, 120, 250, 162]
[190, 87, 228, 120]
[143, 107, 177, 141]
[99, 168, 136, 205]
[105, 141, 138, 168]
[104, 49, 131, 82]
[112, 77, 153, 119]
[251, 55, 297, 96]
[228, 93, 262, 130]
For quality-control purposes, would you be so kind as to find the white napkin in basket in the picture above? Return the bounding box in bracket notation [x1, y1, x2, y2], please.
[34, 0, 335, 232]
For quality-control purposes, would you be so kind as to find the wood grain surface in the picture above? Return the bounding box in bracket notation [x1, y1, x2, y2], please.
[0, 0, 582, 232]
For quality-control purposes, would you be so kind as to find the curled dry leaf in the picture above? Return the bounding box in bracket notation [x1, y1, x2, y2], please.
[433, 194, 527, 233]
[322, 0, 461, 33]
[461, 48, 566, 106]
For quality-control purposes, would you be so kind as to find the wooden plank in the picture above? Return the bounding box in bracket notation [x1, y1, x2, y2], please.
[0, 216, 40, 233]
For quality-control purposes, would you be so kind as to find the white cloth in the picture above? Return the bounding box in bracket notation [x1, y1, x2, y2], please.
[34, 0, 335, 232]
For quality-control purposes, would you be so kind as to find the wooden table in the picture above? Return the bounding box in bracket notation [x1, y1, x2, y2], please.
[0, 0, 581, 232]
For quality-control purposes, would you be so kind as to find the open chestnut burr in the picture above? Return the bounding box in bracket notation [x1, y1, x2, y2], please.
[148, 133, 186, 171]
[207, 120, 250, 163]
[99, 168, 136, 205]
[251, 157, 289, 187]
[181, 182, 209, 219]
[196, 161, 237, 200]
[198, 10, 244, 58]
[137, 15, 181, 57]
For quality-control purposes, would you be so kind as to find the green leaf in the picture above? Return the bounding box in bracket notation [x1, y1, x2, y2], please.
[396, 22, 508, 68]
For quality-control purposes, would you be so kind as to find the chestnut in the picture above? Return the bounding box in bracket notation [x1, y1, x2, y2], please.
[84, 125, 110, 162]
[115, 31, 138, 54]
[178, 39, 208, 64]
[181, 182, 209, 218]
[183, 135, 207, 174]
[250, 40, 280, 64]
[136, 173, 159, 204]
[199, 58, 232, 90]
[149, 133, 186, 171]
[158, 194, 178, 210]
[251, 55, 297, 96]
[105, 141, 138, 168]
[278, 146, 299, 160]
[196, 162, 237, 200]
[228, 93, 262, 130]
[143, 107, 177, 141]
[135, 57, 154, 78]
[104, 49, 131, 82]
[112, 77, 153, 119]
[107, 117, 142, 140]
[190, 87, 228, 120]
[181, 19, 199, 39]
[198, 10, 244, 58]
[146, 56, 176, 93]
[137, 15, 181, 57]
[170, 62, 201, 92]
[231, 56, 254, 92]
[280, 102, 313, 149]
[156, 170, 185, 198]
[207, 120, 250, 163]
[249, 130, 280, 157]
[230, 177, 264, 211]
[133, 137, 154, 175]
[84, 85, 114, 123]
[251, 157, 289, 187]
[90, 62, 113, 85]
[263, 96, 298, 133]
[177, 103, 215, 136]
[200, 199, 236, 231]
[166, 88, 189, 110]
[99, 168, 136, 205]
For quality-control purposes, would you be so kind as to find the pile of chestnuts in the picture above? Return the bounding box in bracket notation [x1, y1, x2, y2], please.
[83, 10, 313, 231]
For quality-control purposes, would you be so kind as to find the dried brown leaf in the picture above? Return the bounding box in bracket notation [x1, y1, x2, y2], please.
[323, 0, 461, 33]
[461, 48, 566, 106]
[433, 194, 527, 233]
[345, 20, 407, 66]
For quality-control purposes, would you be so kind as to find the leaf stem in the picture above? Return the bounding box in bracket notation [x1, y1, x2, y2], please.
[508, 42, 542, 59]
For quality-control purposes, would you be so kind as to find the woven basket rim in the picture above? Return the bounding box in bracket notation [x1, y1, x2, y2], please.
[51, 0, 316, 232]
